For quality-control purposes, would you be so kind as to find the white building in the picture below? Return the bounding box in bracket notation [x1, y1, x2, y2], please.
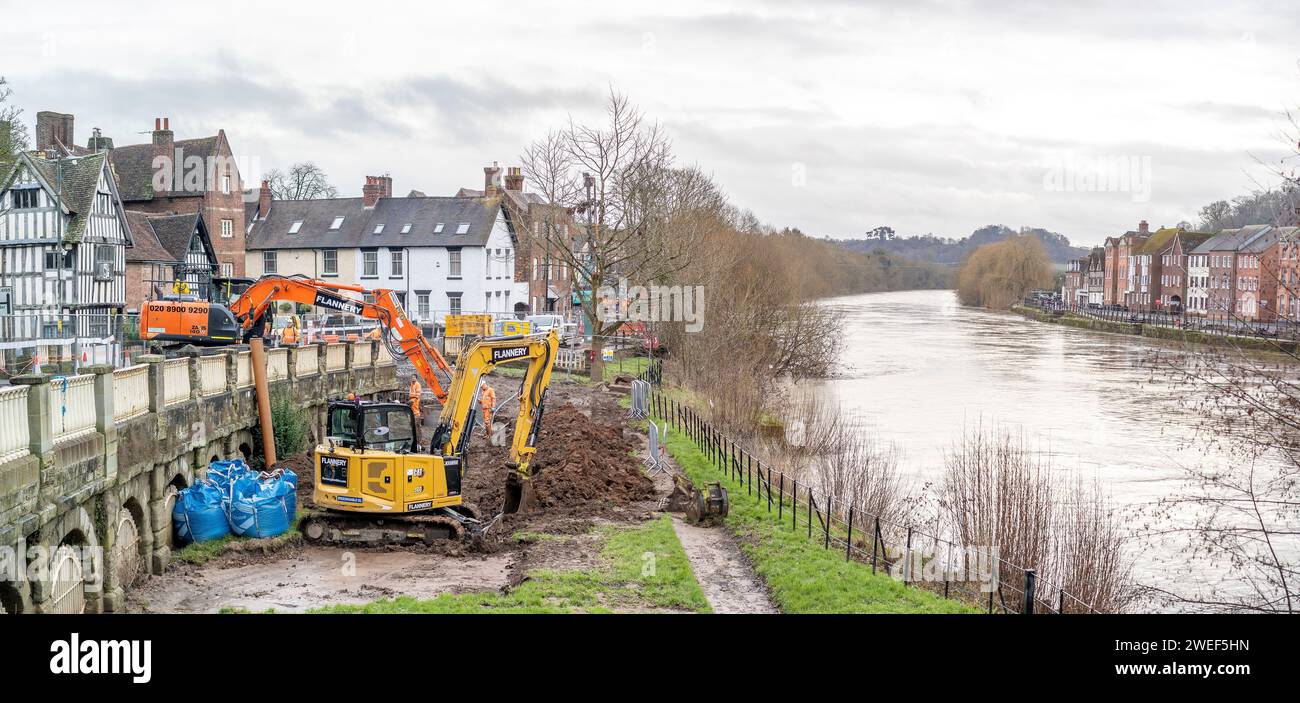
[0, 151, 131, 361]
[245, 176, 528, 326]
[1186, 250, 1210, 315]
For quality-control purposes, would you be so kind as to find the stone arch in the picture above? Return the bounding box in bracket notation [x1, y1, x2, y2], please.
[0, 580, 21, 614]
[45, 506, 102, 614]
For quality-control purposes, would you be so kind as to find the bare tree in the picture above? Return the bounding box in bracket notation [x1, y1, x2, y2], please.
[265, 162, 338, 200]
[0, 76, 30, 172]
[521, 89, 716, 380]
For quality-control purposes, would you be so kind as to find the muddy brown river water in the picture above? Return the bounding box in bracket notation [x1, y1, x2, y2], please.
[807, 289, 1296, 609]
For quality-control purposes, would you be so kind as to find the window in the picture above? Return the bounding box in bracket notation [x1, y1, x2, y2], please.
[222, 175, 231, 194]
[12, 188, 39, 209]
[322, 249, 338, 275]
[263, 251, 277, 274]
[417, 293, 430, 320]
[362, 250, 378, 277]
[401, 223, 412, 234]
[434, 223, 445, 233]
[486, 293, 492, 312]
[221, 218, 233, 238]
[448, 294, 462, 316]
[220, 262, 233, 277]
[330, 216, 345, 230]
[448, 249, 461, 278]
[391, 250, 404, 277]
[373, 224, 385, 235]
[289, 220, 303, 234]
[456, 222, 470, 234]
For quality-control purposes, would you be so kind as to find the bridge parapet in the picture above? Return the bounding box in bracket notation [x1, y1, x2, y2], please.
[0, 340, 398, 614]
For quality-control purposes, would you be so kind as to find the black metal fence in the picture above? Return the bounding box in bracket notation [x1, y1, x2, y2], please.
[647, 389, 1102, 614]
[1025, 298, 1300, 342]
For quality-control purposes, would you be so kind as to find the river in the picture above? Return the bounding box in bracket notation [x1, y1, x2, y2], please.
[809, 289, 1294, 610]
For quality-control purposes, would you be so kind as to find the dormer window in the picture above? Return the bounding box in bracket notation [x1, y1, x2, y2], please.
[374, 224, 385, 235]
[288, 220, 303, 234]
[401, 223, 412, 234]
[434, 223, 445, 233]
[456, 222, 470, 234]
[330, 216, 345, 230]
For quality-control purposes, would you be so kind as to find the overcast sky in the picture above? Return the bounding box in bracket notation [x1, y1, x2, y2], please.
[3, 0, 1298, 247]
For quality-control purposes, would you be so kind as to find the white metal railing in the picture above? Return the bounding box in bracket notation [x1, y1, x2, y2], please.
[200, 355, 227, 396]
[112, 365, 150, 421]
[325, 343, 347, 371]
[295, 345, 319, 376]
[0, 385, 30, 460]
[163, 358, 190, 406]
[352, 342, 372, 367]
[49, 374, 97, 442]
[376, 344, 394, 366]
[266, 348, 288, 381]
[236, 351, 253, 388]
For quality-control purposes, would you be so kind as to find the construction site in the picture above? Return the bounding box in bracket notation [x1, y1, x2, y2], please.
[124, 370, 775, 614]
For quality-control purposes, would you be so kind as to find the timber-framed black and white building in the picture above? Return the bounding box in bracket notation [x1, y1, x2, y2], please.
[0, 151, 132, 361]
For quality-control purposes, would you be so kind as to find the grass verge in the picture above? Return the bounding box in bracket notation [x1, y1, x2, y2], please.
[654, 415, 978, 614]
[312, 515, 711, 614]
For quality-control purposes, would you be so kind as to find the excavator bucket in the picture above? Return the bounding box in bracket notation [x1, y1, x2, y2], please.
[503, 469, 539, 514]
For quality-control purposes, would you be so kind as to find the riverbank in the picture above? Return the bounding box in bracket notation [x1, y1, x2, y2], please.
[1009, 304, 1300, 355]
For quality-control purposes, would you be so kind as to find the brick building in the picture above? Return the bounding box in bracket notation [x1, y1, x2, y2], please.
[1103, 221, 1150, 307]
[1276, 227, 1300, 323]
[457, 163, 579, 316]
[104, 117, 247, 279]
[1130, 226, 1212, 312]
[1086, 247, 1105, 306]
[1192, 225, 1274, 322]
[123, 211, 220, 313]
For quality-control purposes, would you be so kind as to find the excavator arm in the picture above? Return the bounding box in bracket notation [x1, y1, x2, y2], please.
[429, 331, 559, 512]
[227, 275, 455, 402]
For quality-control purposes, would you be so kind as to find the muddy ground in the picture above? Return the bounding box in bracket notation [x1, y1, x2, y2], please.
[125, 375, 773, 613]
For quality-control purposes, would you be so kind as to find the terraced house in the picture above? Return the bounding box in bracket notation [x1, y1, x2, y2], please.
[1129, 226, 1212, 312]
[246, 175, 527, 324]
[1190, 225, 1276, 322]
[0, 151, 131, 361]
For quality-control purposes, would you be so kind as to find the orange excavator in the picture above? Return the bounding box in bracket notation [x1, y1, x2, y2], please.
[140, 275, 559, 527]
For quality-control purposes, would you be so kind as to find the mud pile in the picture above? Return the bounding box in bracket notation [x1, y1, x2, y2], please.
[462, 403, 655, 513]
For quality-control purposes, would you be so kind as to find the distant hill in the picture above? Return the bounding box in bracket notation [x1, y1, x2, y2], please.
[840, 225, 1089, 265]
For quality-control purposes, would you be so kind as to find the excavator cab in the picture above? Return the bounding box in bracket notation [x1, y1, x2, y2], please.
[308, 398, 473, 544]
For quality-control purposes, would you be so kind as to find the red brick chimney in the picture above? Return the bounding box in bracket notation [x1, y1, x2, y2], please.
[258, 179, 273, 219]
[505, 166, 524, 192]
[35, 111, 75, 153]
[362, 175, 392, 207]
[484, 162, 502, 196]
[1138, 220, 1149, 234]
[152, 117, 174, 191]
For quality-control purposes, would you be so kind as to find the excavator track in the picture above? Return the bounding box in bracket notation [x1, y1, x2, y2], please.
[299, 504, 482, 546]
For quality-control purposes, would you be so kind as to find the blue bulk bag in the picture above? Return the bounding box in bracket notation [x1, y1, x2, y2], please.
[172, 479, 232, 544]
[228, 471, 297, 539]
[208, 459, 253, 499]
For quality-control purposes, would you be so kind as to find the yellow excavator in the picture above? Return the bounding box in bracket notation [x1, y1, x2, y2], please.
[140, 275, 559, 543]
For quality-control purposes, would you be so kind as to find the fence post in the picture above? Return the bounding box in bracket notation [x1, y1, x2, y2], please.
[904, 526, 913, 583]
[1023, 569, 1037, 615]
[871, 517, 880, 573]
[846, 507, 854, 561]
[746, 454, 751, 496]
[777, 474, 783, 520]
[1058, 587, 1065, 615]
[807, 490, 813, 538]
[824, 496, 831, 549]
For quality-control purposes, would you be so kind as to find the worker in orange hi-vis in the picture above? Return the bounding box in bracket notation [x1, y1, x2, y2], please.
[408, 377, 423, 420]
[282, 318, 300, 346]
[479, 380, 496, 438]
